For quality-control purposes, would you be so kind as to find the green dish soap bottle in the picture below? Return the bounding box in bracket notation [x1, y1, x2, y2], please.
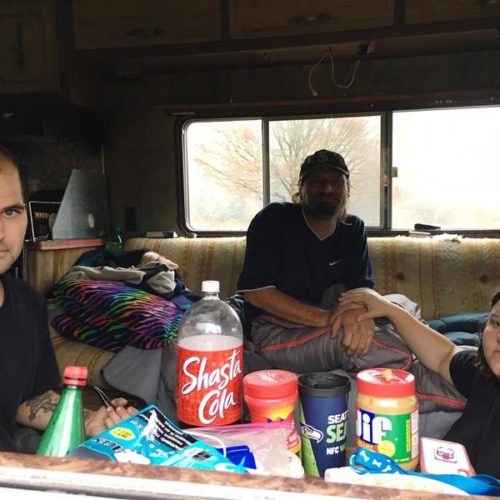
[105, 226, 123, 254]
[36, 365, 87, 457]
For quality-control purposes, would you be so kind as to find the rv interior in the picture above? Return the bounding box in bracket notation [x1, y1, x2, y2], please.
[1, 0, 500, 498]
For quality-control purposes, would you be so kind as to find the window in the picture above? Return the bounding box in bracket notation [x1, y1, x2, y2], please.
[182, 105, 500, 233]
[184, 119, 263, 231]
[183, 114, 382, 232]
[392, 107, 500, 230]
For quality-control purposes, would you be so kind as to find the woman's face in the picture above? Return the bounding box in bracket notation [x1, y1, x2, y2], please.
[482, 300, 500, 377]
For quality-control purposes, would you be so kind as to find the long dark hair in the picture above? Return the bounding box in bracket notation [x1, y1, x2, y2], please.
[477, 290, 500, 377]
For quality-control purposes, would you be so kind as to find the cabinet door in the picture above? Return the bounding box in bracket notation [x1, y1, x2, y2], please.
[0, 0, 59, 94]
[406, 0, 500, 24]
[229, 0, 394, 39]
[72, 0, 221, 50]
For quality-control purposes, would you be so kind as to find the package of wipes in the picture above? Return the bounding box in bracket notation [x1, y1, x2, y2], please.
[71, 404, 246, 473]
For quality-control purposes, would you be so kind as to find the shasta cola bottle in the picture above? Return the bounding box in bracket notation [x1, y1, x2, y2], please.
[176, 280, 243, 427]
[36, 365, 87, 457]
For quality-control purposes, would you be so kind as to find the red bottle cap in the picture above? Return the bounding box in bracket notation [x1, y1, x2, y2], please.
[63, 365, 88, 386]
[357, 368, 415, 397]
[243, 369, 298, 398]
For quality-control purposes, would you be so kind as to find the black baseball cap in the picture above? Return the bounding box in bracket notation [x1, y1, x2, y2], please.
[300, 149, 349, 180]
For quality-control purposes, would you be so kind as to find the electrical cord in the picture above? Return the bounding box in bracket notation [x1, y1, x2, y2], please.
[308, 49, 362, 96]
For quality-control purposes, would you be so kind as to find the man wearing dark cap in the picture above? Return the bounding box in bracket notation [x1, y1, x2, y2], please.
[237, 149, 466, 420]
[237, 149, 377, 373]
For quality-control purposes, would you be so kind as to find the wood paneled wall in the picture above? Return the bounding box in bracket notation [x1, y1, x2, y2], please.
[26, 240, 104, 295]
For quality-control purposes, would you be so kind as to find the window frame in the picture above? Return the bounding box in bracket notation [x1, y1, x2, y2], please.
[176, 106, 500, 238]
[179, 111, 387, 235]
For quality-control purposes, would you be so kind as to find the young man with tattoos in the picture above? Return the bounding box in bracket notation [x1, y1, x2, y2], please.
[0, 145, 135, 452]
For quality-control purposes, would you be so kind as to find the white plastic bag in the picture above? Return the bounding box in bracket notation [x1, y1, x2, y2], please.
[187, 422, 304, 478]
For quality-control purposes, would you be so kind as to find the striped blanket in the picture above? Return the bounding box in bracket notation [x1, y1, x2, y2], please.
[51, 278, 183, 352]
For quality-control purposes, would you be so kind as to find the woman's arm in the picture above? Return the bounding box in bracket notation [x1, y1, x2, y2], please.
[339, 288, 461, 383]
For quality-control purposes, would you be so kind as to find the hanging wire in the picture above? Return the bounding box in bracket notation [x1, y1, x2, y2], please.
[308, 49, 361, 96]
[307, 50, 330, 96]
[330, 54, 361, 89]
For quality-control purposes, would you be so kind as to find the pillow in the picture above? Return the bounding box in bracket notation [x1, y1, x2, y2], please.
[427, 312, 488, 333]
[443, 331, 480, 347]
[427, 312, 487, 346]
[51, 278, 182, 351]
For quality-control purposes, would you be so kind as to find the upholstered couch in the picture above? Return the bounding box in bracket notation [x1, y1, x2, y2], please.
[49, 235, 500, 387]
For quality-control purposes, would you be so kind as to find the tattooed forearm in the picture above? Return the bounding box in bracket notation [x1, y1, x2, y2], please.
[25, 391, 58, 423]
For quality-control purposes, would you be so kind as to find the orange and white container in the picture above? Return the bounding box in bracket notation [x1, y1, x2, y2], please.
[243, 369, 300, 454]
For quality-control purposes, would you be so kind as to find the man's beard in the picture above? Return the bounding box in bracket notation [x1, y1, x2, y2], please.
[303, 200, 342, 220]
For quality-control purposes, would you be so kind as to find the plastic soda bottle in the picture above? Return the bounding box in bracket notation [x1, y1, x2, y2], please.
[36, 365, 88, 457]
[176, 280, 244, 427]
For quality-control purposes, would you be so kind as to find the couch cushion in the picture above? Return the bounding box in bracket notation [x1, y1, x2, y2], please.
[125, 235, 500, 319]
[366, 236, 500, 319]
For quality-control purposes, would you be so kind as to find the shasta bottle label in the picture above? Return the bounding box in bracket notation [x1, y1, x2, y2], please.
[177, 345, 243, 426]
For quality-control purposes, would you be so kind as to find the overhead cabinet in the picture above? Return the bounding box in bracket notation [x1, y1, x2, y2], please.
[0, 0, 59, 94]
[405, 0, 500, 24]
[72, 0, 221, 50]
[70, 0, 500, 59]
[229, 0, 395, 39]
[0, 0, 101, 107]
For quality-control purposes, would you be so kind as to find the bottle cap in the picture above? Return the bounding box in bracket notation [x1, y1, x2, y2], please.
[63, 365, 88, 386]
[298, 372, 350, 398]
[356, 368, 415, 397]
[202, 280, 220, 293]
[243, 369, 298, 398]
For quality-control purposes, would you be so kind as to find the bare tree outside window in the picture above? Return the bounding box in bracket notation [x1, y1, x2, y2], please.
[269, 117, 381, 225]
[185, 120, 262, 231]
[184, 115, 382, 231]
